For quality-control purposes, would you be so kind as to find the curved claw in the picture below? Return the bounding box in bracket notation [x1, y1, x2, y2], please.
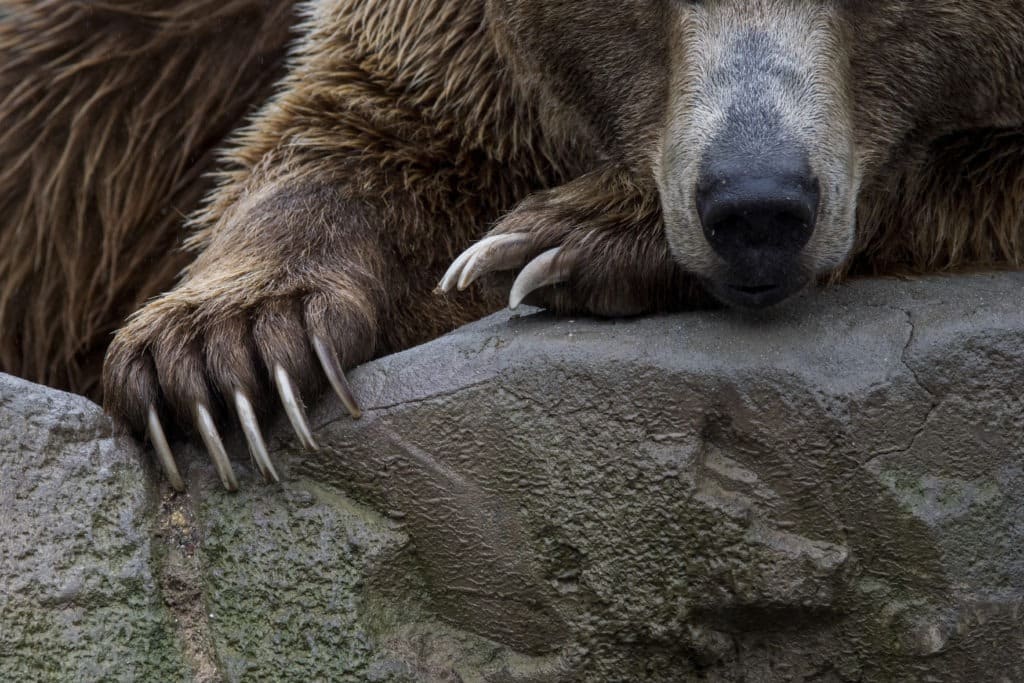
[273, 364, 318, 451]
[458, 233, 533, 290]
[234, 391, 279, 483]
[437, 236, 496, 293]
[146, 405, 185, 492]
[312, 336, 361, 419]
[509, 247, 573, 310]
[195, 403, 239, 492]
[437, 233, 532, 293]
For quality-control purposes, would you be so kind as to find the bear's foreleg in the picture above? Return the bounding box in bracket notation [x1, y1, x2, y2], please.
[102, 152, 503, 492]
[99, 0, 555, 490]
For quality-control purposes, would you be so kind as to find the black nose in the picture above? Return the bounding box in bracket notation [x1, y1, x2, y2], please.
[697, 153, 819, 262]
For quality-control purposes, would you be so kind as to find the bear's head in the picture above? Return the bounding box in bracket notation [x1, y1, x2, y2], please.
[491, 0, 1023, 307]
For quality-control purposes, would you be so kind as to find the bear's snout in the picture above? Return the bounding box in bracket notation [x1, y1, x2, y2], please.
[696, 148, 819, 308]
[656, 15, 856, 310]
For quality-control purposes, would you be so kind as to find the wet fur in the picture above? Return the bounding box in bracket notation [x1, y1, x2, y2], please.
[0, 0, 1021, 438]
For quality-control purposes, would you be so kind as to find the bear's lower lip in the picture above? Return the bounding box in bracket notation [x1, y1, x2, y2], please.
[722, 283, 789, 308]
[699, 249, 812, 309]
[706, 275, 808, 309]
[732, 283, 778, 295]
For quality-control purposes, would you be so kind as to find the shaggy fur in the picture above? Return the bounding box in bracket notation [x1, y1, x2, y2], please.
[0, 0, 296, 395]
[100, 0, 583, 435]
[0, 0, 1022, 443]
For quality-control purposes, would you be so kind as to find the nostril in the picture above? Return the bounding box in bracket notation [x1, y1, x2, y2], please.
[701, 195, 816, 255]
[699, 186, 819, 258]
[697, 158, 820, 261]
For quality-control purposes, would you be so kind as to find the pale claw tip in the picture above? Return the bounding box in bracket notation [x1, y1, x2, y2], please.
[438, 243, 477, 294]
[273, 364, 318, 451]
[312, 337, 362, 420]
[147, 405, 185, 492]
[234, 391, 279, 483]
[456, 251, 484, 291]
[195, 403, 239, 492]
[509, 247, 570, 310]
[440, 233, 534, 294]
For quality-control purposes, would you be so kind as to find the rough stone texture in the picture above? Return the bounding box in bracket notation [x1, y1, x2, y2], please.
[0, 375, 188, 681]
[2, 273, 1023, 681]
[186, 475, 411, 681]
[291, 272, 1024, 681]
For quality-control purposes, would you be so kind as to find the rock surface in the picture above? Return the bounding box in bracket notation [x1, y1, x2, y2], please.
[0, 375, 187, 681]
[2, 273, 1023, 681]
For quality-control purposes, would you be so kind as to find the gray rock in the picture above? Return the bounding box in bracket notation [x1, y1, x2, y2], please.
[281, 272, 1024, 681]
[0, 375, 188, 681]
[3, 272, 1023, 681]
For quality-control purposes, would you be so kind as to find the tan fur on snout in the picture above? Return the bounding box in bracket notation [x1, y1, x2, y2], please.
[656, 0, 858, 280]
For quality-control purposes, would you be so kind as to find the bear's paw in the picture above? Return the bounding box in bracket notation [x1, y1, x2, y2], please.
[439, 166, 694, 317]
[103, 276, 370, 492]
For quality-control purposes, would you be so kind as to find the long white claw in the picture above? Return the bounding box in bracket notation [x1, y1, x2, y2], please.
[147, 405, 185, 492]
[312, 336, 362, 419]
[458, 233, 533, 290]
[437, 241, 481, 293]
[509, 247, 572, 310]
[273, 364, 318, 451]
[437, 233, 532, 293]
[234, 391, 279, 483]
[195, 403, 239, 492]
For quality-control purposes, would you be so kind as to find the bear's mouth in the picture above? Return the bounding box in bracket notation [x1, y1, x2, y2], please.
[731, 283, 779, 296]
[721, 282, 791, 308]
[704, 269, 811, 309]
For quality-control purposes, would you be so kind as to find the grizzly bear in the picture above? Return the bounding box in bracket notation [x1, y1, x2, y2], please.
[1, 1, 1022, 491]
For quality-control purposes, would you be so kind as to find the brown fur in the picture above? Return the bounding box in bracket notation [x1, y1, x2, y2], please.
[0, 1, 1021, 441]
[0, 0, 296, 396]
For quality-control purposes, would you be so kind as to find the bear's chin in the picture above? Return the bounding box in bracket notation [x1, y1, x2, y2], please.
[703, 270, 812, 310]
